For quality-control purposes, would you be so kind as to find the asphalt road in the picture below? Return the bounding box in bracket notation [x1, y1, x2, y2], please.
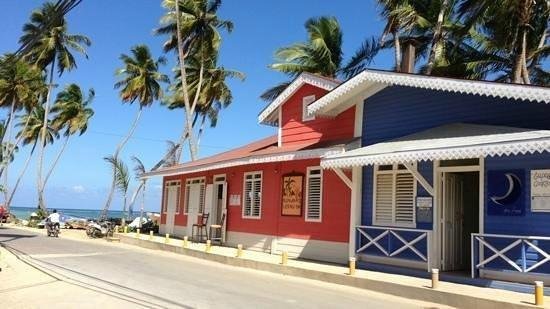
[0, 227, 438, 309]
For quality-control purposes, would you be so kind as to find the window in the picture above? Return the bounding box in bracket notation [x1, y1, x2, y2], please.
[243, 172, 262, 218]
[302, 95, 316, 121]
[305, 167, 323, 222]
[184, 178, 205, 214]
[163, 180, 181, 214]
[373, 164, 416, 227]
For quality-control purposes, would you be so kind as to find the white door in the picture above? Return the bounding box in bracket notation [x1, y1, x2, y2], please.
[186, 183, 204, 236]
[220, 181, 228, 243]
[442, 173, 464, 271]
[165, 185, 179, 235]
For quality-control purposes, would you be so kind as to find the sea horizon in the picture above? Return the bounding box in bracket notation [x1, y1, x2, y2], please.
[9, 206, 158, 220]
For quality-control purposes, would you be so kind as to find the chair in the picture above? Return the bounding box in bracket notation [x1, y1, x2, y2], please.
[192, 213, 209, 242]
[209, 213, 226, 245]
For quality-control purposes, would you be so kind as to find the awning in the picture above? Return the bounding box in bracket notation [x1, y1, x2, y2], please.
[321, 123, 550, 169]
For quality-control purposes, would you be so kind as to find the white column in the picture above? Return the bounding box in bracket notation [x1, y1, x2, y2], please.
[349, 166, 363, 258]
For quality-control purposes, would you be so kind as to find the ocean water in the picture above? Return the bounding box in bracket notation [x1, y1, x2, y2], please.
[9, 206, 137, 220]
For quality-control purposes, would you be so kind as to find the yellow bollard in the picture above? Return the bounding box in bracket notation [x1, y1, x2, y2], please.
[205, 240, 211, 253]
[123, 226, 128, 234]
[135, 229, 140, 238]
[236, 244, 243, 258]
[183, 236, 188, 248]
[535, 281, 544, 306]
[281, 251, 288, 265]
[348, 257, 356, 276]
[165, 233, 170, 244]
[431, 269, 439, 289]
[114, 225, 119, 234]
[149, 230, 153, 240]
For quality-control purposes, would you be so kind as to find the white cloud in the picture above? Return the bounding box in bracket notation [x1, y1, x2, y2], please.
[154, 185, 162, 190]
[72, 185, 85, 193]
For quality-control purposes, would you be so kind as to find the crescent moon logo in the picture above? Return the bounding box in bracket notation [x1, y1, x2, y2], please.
[490, 173, 522, 206]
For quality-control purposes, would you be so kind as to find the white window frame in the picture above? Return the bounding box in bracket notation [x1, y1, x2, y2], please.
[372, 164, 417, 228]
[305, 166, 323, 222]
[184, 177, 206, 215]
[163, 180, 181, 214]
[242, 171, 262, 219]
[302, 95, 316, 122]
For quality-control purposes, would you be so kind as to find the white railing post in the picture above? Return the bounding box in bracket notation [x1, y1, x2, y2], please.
[471, 233, 475, 278]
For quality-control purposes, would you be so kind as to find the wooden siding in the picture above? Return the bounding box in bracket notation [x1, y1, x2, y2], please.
[281, 83, 355, 146]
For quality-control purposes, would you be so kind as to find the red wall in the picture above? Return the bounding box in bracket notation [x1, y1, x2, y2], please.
[160, 159, 351, 243]
[281, 84, 355, 146]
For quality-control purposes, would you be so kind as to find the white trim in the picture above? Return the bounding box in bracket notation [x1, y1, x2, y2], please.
[184, 177, 205, 215]
[403, 162, 434, 196]
[333, 168, 353, 189]
[242, 171, 262, 219]
[353, 100, 363, 138]
[305, 166, 323, 223]
[143, 147, 345, 179]
[308, 70, 550, 117]
[258, 73, 340, 125]
[163, 180, 181, 214]
[277, 108, 282, 147]
[302, 95, 316, 121]
[349, 166, 362, 258]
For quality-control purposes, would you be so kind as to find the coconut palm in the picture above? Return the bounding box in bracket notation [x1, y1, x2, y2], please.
[18, 0, 90, 211]
[104, 156, 130, 222]
[261, 16, 343, 102]
[100, 45, 168, 220]
[157, 0, 234, 161]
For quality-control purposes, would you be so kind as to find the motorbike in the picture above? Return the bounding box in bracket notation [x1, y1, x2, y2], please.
[86, 220, 114, 238]
[46, 218, 60, 237]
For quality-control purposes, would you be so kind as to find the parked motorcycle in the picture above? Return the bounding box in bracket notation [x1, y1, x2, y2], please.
[86, 220, 114, 238]
[46, 218, 60, 237]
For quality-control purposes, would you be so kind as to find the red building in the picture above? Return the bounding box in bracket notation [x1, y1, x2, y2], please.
[144, 73, 361, 263]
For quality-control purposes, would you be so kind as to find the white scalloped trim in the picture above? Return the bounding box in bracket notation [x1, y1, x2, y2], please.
[309, 70, 550, 116]
[321, 139, 550, 169]
[258, 73, 340, 124]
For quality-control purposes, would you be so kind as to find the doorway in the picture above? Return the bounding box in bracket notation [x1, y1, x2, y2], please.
[164, 181, 180, 235]
[210, 175, 227, 242]
[185, 178, 205, 236]
[441, 171, 479, 272]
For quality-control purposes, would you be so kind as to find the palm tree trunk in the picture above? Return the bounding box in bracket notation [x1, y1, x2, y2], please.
[128, 181, 144, 215]
[7, 141, 37, 211]
[39, 135, 70, 200]
[2, 102, 16, 204]
[174, 0, 199, 161]
[175, 111, 200, 162]
[426, 0, 450, 75]
[513, 29, 528, 83]
[100, 107, 142, 220]
[394, 32, 402, 72]
[139, 180, 146, 229]
[0, 111, 31, 178]
[196, 114, 207, 150]
[37, 58, 56, 211]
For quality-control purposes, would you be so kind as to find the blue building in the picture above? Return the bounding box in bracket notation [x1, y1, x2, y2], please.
[308, 70, 550, 284]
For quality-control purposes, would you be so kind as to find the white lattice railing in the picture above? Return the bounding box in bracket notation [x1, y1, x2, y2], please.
[356, 226, 432, 271]
[471, 233, 550, 278]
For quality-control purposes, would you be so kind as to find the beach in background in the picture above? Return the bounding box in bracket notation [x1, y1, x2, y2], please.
[9, 206, 141, 220]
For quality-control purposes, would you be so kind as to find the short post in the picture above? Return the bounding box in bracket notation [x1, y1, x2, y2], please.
[535, 281, 544, 306]
[431, 269, 439, 289]
[281, 251, 288, 265]
[149, 230, 153, 240]
[136, 229, 140, 238]
[183, 236, 188, 248]
[205, 240, 211, 253]
[123, 226, 128, 234]
[348, 257, 356, 276]
[114, 225, 119, 234]
[165, 233, 170, 244]
[236, 244, 243, 258]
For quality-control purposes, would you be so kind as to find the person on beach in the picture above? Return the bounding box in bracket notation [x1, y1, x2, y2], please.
[47, 209, 60, 230]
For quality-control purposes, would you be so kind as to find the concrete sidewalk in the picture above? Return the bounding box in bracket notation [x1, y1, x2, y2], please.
[116, 231, 549, 309]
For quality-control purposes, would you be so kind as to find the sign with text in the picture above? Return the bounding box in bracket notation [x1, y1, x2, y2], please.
[416, 197, 433, 223]
[281, 174, 303, 216]
[531, 169, 550, 212]
[229, 194, 241, 206]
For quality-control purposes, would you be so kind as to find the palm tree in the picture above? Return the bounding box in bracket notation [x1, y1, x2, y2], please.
[100, 45, 168, 220]
[104, 156, 130, 223]
[37, 84, 94, 199]
[157, 0, 234, 161]
[261, 16, 343, 102]
[18, 0, 90, 210]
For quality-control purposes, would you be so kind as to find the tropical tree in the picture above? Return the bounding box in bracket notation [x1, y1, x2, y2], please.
[18, 0, 90, 210]
[100, 45, 168, 220]
[104, 156, 130, 222]
[261, 16, 344, 102]
[157, 0, 234, 161]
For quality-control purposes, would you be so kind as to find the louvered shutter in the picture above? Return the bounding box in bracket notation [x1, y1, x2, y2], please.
[184, 185, 190, 213]
[375, 173, 393, 223]
[395, 173, 415, 224]
[199, 183, 206, 213]
[306, 168, 322, 221]
[252, 177, 262, 217]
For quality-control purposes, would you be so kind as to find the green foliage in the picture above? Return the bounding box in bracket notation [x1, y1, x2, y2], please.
[104, 155, 130, 195]
[0, 54, 46, 111]
[17, 105, 58, 147]
[51, 83, 94, 136]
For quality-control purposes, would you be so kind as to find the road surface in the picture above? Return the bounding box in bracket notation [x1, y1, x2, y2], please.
[0, 226, 442, 308]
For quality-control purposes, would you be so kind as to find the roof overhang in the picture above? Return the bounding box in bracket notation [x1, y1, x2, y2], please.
[309, 70, 550, 118]
[321, 123, 550, 169]
[141, 146, 346, 179]
[258, 72, 340, 126]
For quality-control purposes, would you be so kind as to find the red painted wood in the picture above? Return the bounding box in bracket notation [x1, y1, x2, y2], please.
[281, 84, 355, 146]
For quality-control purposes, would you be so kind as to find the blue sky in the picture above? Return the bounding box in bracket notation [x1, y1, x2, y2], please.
[0, 0, 393, 212]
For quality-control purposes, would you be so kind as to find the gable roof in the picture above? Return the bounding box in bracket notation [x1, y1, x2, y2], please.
[258, 72, 341, 126]
[308, 69, 550, 117]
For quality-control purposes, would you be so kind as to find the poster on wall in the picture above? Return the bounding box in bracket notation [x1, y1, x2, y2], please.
[487, 170, 525, 216]
[229, 194, 241, 206]
[281, 173, 304, 216]
[416, 197, 433, 223]
[531, 169, 550, 212]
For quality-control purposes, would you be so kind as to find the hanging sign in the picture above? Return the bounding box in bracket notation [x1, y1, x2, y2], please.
[281, 173, 304, 216]
[487, 170, 525, 216]
[531, 169, 550, 212]
[416, 197, 433, 223]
